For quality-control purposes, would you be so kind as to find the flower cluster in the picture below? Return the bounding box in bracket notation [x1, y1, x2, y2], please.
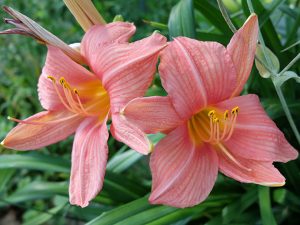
[1, 6, 298, 209]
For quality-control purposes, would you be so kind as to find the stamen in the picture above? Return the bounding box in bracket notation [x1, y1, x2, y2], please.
[223, 110, 229, 120]
[61, 83, 82, 113]
[74, 89, 92, 116]
[217, 143, 252, 172]
[7, 116, 46, 125]
[47, 76, 75, 112]
[231, 106, 239, 114]
[215, 118, 220, 143]
[223, 114, 237, 141]
[204, 107, 239, 143]
[224, 106, 239, 141]
[208, 110, 215, 118]
[7, 114, 78, 125]
[47, 75, 56, 82]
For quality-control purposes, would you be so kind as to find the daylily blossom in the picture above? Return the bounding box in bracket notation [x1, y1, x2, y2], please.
[1, 22, 166, 207]
[122, 14, 298, 208]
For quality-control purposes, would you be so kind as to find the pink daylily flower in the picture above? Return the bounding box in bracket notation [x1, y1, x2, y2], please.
[1, 22, 167, 207]
[122, 14, 298, 208]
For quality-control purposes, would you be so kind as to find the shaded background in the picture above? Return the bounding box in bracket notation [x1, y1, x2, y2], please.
[0, 0, 299, 224]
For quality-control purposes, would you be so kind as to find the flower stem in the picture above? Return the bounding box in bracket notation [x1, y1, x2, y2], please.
[273, 82, 300, 144]
[216, 0, 237, 33]
[279, 53, 300, 76]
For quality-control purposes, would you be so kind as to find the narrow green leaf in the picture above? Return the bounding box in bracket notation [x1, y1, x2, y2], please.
[86, 196, 153, 225]
[258, 186, 277, 225]
[196, 31, 228, 45]
[0, 153, 70, 173]
[0, 169, 15, 193]
[22, 198, 68, 225]
[143, 20, 168, 30]
[168, 0, 196, 38]
[194, 0, 232, 36]
[0, 181, 68, 207]
[87, 193, 237, 225]
[222, 187, 258, 224]
[107, 150, 142, 173]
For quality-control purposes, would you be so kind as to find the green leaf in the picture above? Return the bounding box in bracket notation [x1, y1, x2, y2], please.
[86, 196, 153, 225]
[273, 188, 300, 207]
[87, 193, 236, 225]
[22, 196, 68, 225]
[258, 186, 277, 225]
[255, 44, 280, 78]
[196, 31, 228, 45]
[0, 169, 15, 193]
[143, 20, 168, 30]
[194, 0, 232, 36]
[0, 152, 70, 173]
[222, 187, 258, 224]
[107, 150, 142, 173]
[1, 181, 68, 206]
[168, 0, 196, 38]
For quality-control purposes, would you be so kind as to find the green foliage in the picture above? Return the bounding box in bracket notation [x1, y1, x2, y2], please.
[0, 0, 299, 224]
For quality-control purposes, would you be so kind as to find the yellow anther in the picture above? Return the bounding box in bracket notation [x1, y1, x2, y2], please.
[59, 77, 66, 85]
[231, 106, 239, 114]
[223, 110, 229, 120]
[213, 117, 219, 123]
[73, 89, 79, 95]
[208, 110, 216, 118]
[47, 75, 56, 83]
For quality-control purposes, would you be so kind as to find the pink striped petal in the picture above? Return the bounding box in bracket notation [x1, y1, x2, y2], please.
[218, 151, 285, 186]
[69, 117, 109, 207]
[1, 111, 83, 150]
[227, 14, 258, 96]
[38, 45, 97, 110]
[149, 124, 218, 208]
[159, 37, 237, 120]
[111, 114, 152, 155]
[91, 33, 166, 113]
[216, 94, 298, 162]
[81, 22, 136, 71]
[123, 96, 182, 133]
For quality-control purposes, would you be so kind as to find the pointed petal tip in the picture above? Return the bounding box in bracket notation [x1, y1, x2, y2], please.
[0, 140, 5, 146]
[259, 181, 285, 187]
[245, 13, 258, 26]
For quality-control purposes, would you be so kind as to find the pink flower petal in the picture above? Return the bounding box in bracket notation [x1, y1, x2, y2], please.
[123, 96, 182, 133]
[69, 117, 109, 207]
[149, 124, 218, 208]
[38, 45, 96, 110]
[2, 110, 83, 150]
[227, 14, 259, 96]
[218, 151, 285, 186]
[159, 37, 237, 120]
[111, 114, 152, 155]
[81, 22, 136, 71]
[92, 32, 167, 113]
[215, 94, 298, 162]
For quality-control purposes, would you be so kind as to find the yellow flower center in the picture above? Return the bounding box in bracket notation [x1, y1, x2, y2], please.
[188, 106, 239, 146]
[47, 76, 110, 120]
[188, 106, 252, 172]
